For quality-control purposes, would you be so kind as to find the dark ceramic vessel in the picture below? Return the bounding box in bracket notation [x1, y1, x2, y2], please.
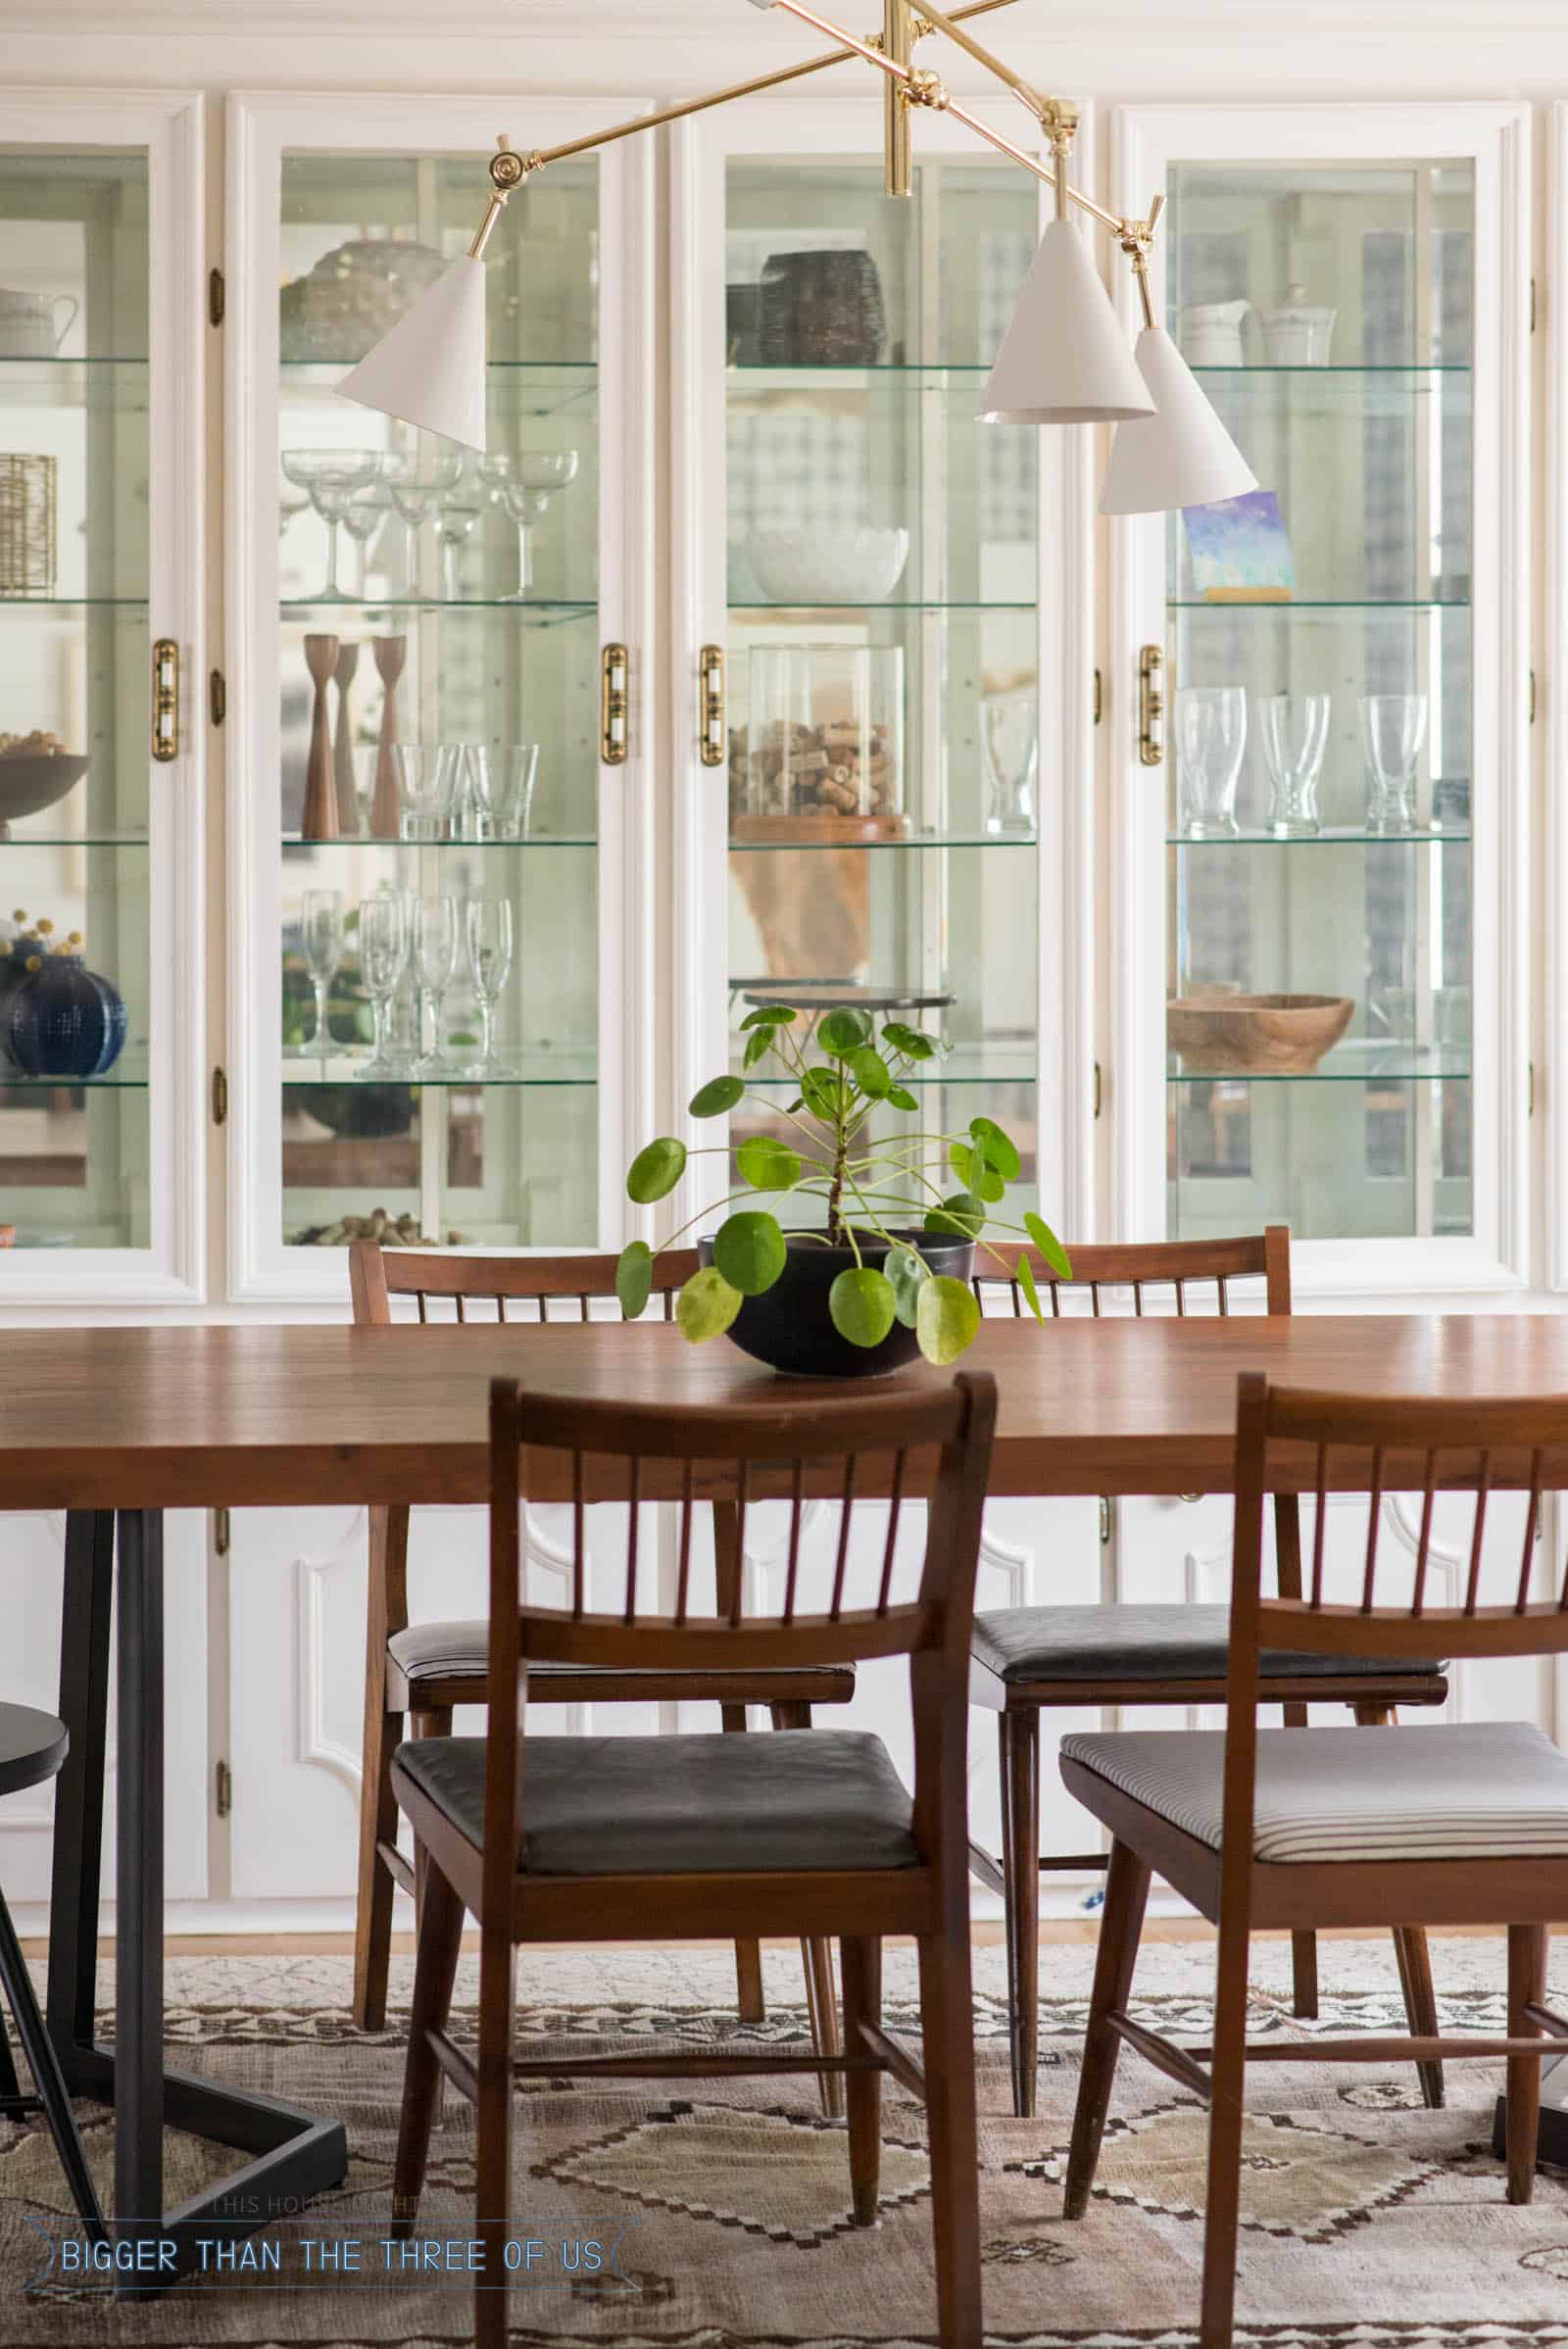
[699, 1228, 975, 1378]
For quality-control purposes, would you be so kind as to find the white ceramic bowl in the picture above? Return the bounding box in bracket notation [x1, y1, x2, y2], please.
[748, 527, 909, 607]
[0, 754, 88, 837]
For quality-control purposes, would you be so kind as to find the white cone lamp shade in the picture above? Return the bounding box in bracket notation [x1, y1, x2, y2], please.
[1098, 325, 1257, 515]
[337, 255, 489, 453]
[979, 220, 1154, 424]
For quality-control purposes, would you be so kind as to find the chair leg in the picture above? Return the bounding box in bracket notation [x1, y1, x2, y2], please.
[0, 2000, 22, 2111]
[0, 1884, 106, 2238]
[1200, 1898, 1252, 2349]
[473, 1928, 517, 2349]
[1353, 1701, 1444, 2108]
[1277, 1701, 1319, 2019]
[408, 1707, 454, 1944]
[390, 1860, 464, 2237]
[353, 1690, 402, 2033]
[1063, 1838, 1151, 2219]
[721, 1703, 766, 2025]
[1000, 1707, 1042, 2119]
[917, 1928, 983, 2349]
[841, 1936, 882, 2226]
[996, 1714, 1019, 2115]
[1506, 1923, 1548, 2205]
[773, 1699, 845, 2119]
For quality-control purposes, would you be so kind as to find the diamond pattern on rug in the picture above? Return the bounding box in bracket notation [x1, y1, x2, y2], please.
[532, 2099, 929, 2246]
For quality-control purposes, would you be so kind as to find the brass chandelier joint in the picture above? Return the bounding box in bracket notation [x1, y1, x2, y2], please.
[905, 66, 952, 110]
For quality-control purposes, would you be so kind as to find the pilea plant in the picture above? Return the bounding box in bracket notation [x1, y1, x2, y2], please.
[614, 1003, 1071, 1364]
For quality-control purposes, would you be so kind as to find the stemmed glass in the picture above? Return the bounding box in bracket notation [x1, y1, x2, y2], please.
[1359, 693, 1429, 834]
[435, 501, 482, 601]
[358, 894, 411, 1077]
[381, 449, 463, 598]
[279, 450, 382, 602]
[465, 898, 514, 1075]
[413, 896, 460, 1073]
[294, 889, 344, 1062]
[279, 491, 311, 543]
[393, 743, 462, 842]
[979, 689, 1038, 837]
[1174, 686, 1248, 838]
[1261, 692, 1331, 838]
[340, 481, 394, 600]
[498, 453, 579, 598]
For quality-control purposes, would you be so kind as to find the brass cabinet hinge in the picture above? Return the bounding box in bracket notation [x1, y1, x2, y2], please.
[209, 268, 225, 327]
[698, 644, 726, 766]
[1093, 1059, 1102, 1120]
[215, 1759, 232, 1820]
[1093, 666, 1102, 726]
[1138, 645, 1164, 765]
[212, 1065, 228, 1126]
[209, 668, 226, 727]
[600, 643, 628, 765]
[151, 637, 179, 761]
[214, 1505, 230, 1557]
[1098, 1496, 1111, 1545]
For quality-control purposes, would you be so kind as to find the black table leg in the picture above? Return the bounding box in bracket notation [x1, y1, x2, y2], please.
[46, 1506, 348, 2291]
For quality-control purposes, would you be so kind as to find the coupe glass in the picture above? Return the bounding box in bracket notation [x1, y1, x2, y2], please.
[393, 743, 462, 842]
[278, 491, 311, 543]
[980, 689, 1038, 837]
[339, 481, 394, 600]
[1174, 686, 1248, 839]
[498, 452, 579, 598]
[279, 449, 382, 602]
[357, 893, 410, 1077]
[413, 895, 460, 1073]
[1261, 692, 1331, 838]
[295, 889, 344, 1063]
[1358, 693, 1429, 834]
[465, 897, 514, 1074]
[435, 501, 482, 601]
[382, 449, 463, 598]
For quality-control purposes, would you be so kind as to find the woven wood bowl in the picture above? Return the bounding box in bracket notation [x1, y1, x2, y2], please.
[1166, 991, 1355, 1075]
[0, 753, 88, 838]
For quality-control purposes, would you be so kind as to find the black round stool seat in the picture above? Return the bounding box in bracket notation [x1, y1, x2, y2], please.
[0, 1704, 68, 1798]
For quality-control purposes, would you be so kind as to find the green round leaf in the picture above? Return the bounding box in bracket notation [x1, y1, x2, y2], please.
[949, 1141, 976, 1189]
[829, 1266, 898, 1349]
[970, 1115, 1021, 1182]
[1024, 1211, 1073, 1281]
[882, 1020, 935, 1061]
[916, 1274, 982, 1365]
[676, 1265, 744, 1343]
[817, 1006, 874, 1058]
[712, 1210, 787, 1296]
[689, 1074, 746, 1119]
[739, 1003, 799, 1032]
[800, 1065, 848, 1120]
[626, 1136, 687, 1204]
[887, 1085, 918, 1113]
[1016, 1251, 1046, 1325]
[849, 1046, 891, 1099]
[886, 1245, 931, 1329]
[615, 1240, 654, 1320]
[950, 1142, 1002, 1200]
[925, 1190, 986, 1240]
[736, 1134, 802, 1192]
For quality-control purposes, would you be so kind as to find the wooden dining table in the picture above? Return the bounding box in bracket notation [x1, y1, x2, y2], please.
[17, 1309, 1568, 2278]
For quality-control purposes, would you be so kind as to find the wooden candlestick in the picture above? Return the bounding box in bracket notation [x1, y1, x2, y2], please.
[332, 639, 361, 836]
[370, 634, 407, 840]
[301, 634, 340, 840]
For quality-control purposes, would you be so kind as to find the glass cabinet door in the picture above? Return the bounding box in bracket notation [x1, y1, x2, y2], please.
[1111, 105, 1528, 1286]
[0, 94, 205, 1300]
[228, 96, 651, 1298]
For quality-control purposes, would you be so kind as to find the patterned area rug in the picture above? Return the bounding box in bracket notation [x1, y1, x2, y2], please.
[3, 1936, 1568, 2345]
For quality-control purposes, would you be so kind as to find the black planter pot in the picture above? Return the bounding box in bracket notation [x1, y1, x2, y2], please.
[699, 1229, 975, 1379]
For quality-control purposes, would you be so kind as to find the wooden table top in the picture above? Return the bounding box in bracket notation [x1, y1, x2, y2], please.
[6, 1313, 1568, 1510]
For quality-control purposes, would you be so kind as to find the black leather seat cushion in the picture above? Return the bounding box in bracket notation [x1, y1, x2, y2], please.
[393, 1728, 918, 1876]
[972, 1603, 1441, 1686]
[387, 1618, 850, 1692]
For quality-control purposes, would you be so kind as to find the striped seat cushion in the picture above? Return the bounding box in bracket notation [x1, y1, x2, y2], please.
[1060, 1721, 1568, 1864]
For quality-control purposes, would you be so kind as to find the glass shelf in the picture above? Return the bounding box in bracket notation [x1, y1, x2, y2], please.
[280, 597, 595, 618]
[279, 357, 595, 373]
[281, 1052, 597, 1089]
[0, 1059, 148, 1090]
[729, 601, 1035, 614]
[730, 831, 1036, 853]
[0, 832, 149, 849]
[0, 596, 147, 610]
[284, 833, 596, 851]
[1168, 1044, 1470, 1084]
[1190, 363, 1471, 376]
[280, 358, 597, 419]
[1167, 825, 1470, 847]
[743, 1042, 1038, 1090]
[1168, 598, 1470, 612]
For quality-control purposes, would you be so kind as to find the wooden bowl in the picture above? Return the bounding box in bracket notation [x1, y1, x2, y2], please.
[0, 754, 89, 836]
[1167, 992, 1355, 1075]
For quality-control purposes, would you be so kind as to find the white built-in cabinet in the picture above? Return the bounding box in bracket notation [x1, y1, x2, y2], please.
[0, 77, 1552, 1926]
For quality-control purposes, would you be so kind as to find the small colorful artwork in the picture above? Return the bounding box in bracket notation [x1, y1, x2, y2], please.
[1182, 489, 1295, 603]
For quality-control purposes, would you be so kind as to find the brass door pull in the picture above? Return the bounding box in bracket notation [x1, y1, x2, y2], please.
[600, 643, 628, 765]
[1139, 644, 1163, 767]
[699, 644, 726, 767]
[152, 637, 179, 762]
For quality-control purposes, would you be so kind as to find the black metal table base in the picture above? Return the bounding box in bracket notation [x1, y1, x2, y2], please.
[46, 1510, 348, 2289]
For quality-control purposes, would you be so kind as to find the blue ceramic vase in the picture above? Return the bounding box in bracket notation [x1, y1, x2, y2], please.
[9, 952, 127, 1079]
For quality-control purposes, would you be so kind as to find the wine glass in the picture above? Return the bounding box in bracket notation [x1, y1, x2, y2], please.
[435, 501, 482, 601]
[1174, 686, 1248, 838]
[498, 745, 540, 838]
[1261, 692, 1331, 838]
[295, 889, 344, 1063]
[979, 688, 1038, 837]
[465, 897, 514, 1074]
[393, 743, 462, 842]
[498, 452, 579, 598]
[279, 450, 382, 602]
[413, 895, 460, 1073]
[340, 481, 394, 600]
[1359, 693, 1429, 834]
[381, 449, 463, 598]
[357, 893, 411, 1077]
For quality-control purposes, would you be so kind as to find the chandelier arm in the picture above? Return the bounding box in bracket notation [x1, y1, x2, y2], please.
[906, 0, 1054, 121]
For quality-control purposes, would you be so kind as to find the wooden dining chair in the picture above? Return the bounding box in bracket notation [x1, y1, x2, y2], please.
[389, 1367, 997, 2349]
[347, 1243, 856, 2112]
[1059, 1373, 1568, 2349]
[966, 1230, 1449, 2115]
